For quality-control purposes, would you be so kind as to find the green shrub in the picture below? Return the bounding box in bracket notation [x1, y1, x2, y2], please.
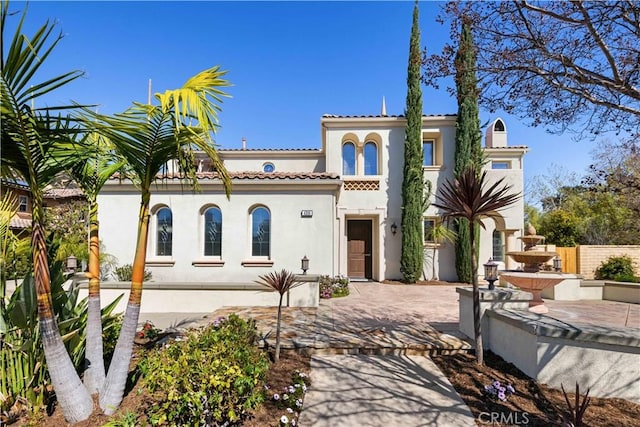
[595, 255, 638, 282]
[115, 264, 152, 281]
[319, 275, 350, 299]
[140, 314, 269, 426]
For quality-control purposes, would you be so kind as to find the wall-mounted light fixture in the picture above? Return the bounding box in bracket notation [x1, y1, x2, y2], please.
[390, 222, 398, 236]
[553, 256, 562, 272]
[301, 255, 309, 275]
[66, 255, 78, 272]
[483, 258, 498, 291]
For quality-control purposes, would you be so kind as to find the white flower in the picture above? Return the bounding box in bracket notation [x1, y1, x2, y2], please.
[289, 386, 295, 393]
[286, 407, 294, 413]
[295, 399, 303, 407]
[283, 394, 289, 400]
[273, 393, 280, 400]
[302, 385, 307, 392]
[280, 415, 289, 424]
[291, 420, 296, 426]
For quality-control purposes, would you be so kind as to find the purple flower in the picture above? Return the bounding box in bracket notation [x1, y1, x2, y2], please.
[507, 385, 515, 393]
[498, 391, 506, 401]
[493, 381, 501, 388]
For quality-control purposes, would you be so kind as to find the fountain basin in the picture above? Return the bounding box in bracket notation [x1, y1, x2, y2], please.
[500, 272, 564, 313]
[506, 250, 557, 272]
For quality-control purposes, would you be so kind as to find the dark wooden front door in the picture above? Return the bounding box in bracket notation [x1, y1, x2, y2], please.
[347, 220, 372, 279]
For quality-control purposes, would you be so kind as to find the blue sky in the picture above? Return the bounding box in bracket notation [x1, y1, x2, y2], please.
[9, 1, 597, 196]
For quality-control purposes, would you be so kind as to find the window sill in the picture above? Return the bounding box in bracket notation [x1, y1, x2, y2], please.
[422, 165, 444, 171]
[423, 243, 442, 248]
[145, 259, 175, 267]
[241, 259, 274, 267]
[192, 259, 225, 267]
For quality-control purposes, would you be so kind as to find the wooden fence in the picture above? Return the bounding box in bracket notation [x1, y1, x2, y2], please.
[555, 247, 578, 273]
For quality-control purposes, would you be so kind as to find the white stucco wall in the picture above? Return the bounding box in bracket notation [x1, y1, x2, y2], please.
[98, 181, 338, 283]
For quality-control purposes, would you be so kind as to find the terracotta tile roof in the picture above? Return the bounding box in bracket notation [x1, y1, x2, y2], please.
[109, 171, 340, 181]
[322, 114, 457, 118]
[10, 212, 32, 229]
[43, 188, 85, 199]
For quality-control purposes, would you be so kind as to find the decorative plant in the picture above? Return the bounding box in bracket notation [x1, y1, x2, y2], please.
[319, 275, 350, 299]
[137, 321, 160, 340]
[255, 269, 303, 362]
[559, 382, 591, 427]
[115, 264, 152, 282]
[140, 315, 268, 426]
[433, 166, 520, 365]
[594, 255, 638, 283]
[483, 379, 515, 402]
[267, 369, 310, 427]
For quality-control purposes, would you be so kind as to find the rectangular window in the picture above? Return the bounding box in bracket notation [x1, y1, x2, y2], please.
[423, 140, 434, 166]
[492, 161, 511, 169]
[423, 218, 436, 243]
[18, 195, 28, 212]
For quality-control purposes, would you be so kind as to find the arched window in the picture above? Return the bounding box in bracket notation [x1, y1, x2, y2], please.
[156, 207, 172, 256]
[364, 141, 378, 175]
[494, 119, 505, 132]
[342, 142, 356, 175]
[204, 207, 222, 256]
[492, 229, 504, 262]
[251, 207, 270, 257]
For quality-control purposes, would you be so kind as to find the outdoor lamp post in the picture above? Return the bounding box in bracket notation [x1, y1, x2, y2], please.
[484, 258, 498, 291]
[390, 222, 398, 235]
[66, 255, 78, 272]
[553, 256, 562, 272]
[301, 255, 309, 275]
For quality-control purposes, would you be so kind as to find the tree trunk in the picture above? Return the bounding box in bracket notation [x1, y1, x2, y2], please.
[32, 201, 93, 422]
[275, 293, 283, 363]
[100, 197, 149, 414]
[83, 201, 106, 394]
[469, 219, 483, 365]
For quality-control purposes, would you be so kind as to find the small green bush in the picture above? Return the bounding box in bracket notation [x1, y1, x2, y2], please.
[140, 314, 269, 426]
[319, 275, 350, 299]
[594, 255, 638, 282]
[115, 264, 152, 281]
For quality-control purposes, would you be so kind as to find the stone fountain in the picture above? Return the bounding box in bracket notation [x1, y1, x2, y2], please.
[501, 224, 562, 313]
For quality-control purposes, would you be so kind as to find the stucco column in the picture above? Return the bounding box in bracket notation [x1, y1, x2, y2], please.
[504, 229, 519, 270]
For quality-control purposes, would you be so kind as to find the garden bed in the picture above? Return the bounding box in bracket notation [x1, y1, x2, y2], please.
[432, 350, 640, 426]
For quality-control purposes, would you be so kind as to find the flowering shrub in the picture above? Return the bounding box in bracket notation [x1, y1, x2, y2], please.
[137, 320, 160, 340]
[140, 314, 269, 425]
[319, 275, 350, 299]
[265, 369, 311, 426]
[483, 380, 515, 402]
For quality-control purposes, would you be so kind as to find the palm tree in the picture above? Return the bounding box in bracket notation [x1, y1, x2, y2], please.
[85, 67, 232, 414]
[255, 269, 303, 362]
[66, 133, 124, 394]
[1, 1, 94, 421]
[433, 166, 520, 365]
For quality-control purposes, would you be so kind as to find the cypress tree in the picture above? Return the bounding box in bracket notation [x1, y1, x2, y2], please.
[453, 18, 483, 284]
[400, 1, 424, 283]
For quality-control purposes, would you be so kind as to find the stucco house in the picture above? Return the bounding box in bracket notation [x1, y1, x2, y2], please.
[97, 112, 526, 313]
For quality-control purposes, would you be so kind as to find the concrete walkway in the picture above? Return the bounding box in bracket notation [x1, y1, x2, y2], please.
[299, 355, 475, 427]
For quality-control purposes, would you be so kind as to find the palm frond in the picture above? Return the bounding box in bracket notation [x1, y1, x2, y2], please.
[255, 269, 303, 296]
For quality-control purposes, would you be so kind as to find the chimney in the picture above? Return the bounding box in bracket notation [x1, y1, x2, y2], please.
[381, 96, 387, 116]
[241, 137, 246, 150]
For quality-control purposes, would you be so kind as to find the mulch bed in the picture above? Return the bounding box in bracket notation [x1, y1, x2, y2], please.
[432, 350, 640, 426]
[7, 350, 310, 427]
